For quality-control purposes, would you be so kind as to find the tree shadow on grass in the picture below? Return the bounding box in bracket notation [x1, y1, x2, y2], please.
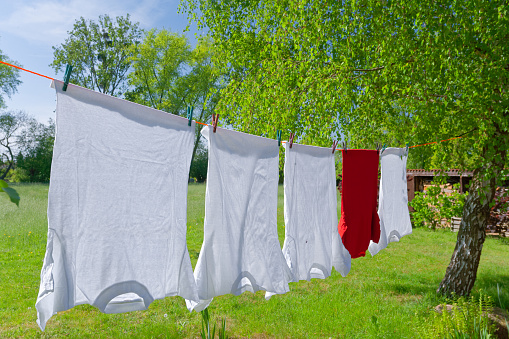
[387, 277, 443, 303]
[384, 272, 509, 310]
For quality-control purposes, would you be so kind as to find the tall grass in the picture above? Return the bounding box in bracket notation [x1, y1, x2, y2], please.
[1, 183, 508, 338]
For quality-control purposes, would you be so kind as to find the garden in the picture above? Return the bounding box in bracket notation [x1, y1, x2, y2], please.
[1, 183, 508, 338]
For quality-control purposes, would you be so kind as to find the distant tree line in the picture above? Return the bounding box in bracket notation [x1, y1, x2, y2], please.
[1, 14, 220, 184]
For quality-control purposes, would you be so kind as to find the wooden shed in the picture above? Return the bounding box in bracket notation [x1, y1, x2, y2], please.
[406, 169, 474, 211]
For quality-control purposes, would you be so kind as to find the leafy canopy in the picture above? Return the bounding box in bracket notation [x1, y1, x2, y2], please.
[0, 45, 22, 109]
[51, 14, 143, 96]
[181, 0, 509, 174]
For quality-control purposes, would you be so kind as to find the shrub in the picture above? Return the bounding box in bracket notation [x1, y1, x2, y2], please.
[5, 168, 30, 183]
[418, 291, 496, 338]
[410, 176, 467, 230]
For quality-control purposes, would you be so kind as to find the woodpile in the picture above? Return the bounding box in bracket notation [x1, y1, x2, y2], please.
[451, 217, 461, 232]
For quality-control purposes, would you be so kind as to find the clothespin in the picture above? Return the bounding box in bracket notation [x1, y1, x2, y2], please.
[376, 143, 382, 152]
[63, 64, 73, 91]
[381, 144, 387, 154]
[332, 140, 339, 154]
[212, 113, 219, 133]
[277, 130, 282, 147]
[187, 106, 193, 127]
[289, 133, 295, 148]
[405, 143, 409, 154]
[342, 140, 348, 154]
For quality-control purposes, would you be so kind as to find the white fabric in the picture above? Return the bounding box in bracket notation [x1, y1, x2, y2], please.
[368, 147, 412, 256]
[187, 126, 293, 312]
[280, 143, 351, 284]
[36, 81, 199, 331]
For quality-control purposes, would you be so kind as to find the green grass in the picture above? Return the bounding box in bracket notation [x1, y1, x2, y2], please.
[1, 183, 508, 338]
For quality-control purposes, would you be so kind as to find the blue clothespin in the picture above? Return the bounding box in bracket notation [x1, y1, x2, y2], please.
[63, 64, 72, 91]
[277, 130, 282, 147]
[381, 144, 387, 154]
[187, 106, 193, 126]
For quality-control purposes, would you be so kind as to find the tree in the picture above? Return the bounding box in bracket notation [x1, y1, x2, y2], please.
[127, 30, 221, 168]
[16, 119, 55, 182]
[126, 29, 192, 113]
[0, 110, 28, 180]
[0, 46, 22, 108]
[182, 0, 509, 296]
[189, 139, 208, 182]
[51, 14, 143, 96]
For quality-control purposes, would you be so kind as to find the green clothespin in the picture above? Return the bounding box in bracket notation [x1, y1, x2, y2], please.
[277, 130, 282, 146]
[405, 143, 409, 154]
[187, 106, 193, 126]
[63, 64, 72, 91]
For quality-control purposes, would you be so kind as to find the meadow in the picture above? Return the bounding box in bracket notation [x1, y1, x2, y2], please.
[1, 183, 508, 338]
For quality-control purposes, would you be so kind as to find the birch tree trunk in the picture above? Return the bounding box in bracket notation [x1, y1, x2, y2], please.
[437, 145, 506, 296]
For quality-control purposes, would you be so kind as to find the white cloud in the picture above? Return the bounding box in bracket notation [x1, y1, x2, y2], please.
[0, 0, 180, 46]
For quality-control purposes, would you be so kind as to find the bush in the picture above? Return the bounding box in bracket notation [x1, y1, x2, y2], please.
[5, 168, 30, 183]
[410, 176, 467, 229]
[190, 148, 208, 183]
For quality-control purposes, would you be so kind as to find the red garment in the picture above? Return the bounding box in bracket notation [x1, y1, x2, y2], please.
[338, 150, 380, 258]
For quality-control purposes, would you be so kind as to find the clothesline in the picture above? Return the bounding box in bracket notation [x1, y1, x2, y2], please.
[37, 71, 412, 330]
[0, 60, 54, 80]
[0, 60, 466, 148]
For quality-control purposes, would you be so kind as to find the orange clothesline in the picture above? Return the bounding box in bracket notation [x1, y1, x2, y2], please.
[0, 60, 211, 126]
[0, 60, 54, 80]
[409, 136, 463, 148]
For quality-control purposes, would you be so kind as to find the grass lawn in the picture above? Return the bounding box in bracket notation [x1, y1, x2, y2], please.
[1, 183, 508, 338]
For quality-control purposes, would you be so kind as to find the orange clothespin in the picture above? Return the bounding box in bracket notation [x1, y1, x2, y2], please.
[212, 114, 219, 133]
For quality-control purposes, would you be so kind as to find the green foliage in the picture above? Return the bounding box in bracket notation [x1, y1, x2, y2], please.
[200, 309, 229, 339]
[189, 142, 208, 182]
[0, 110, 29, 180]
[16, 119, 55, 182]
[5, 168, 29, 183]
[417, 291, 496, 338]
[181, 0, 508, 177]
[51, 14, 143, 96]
[0, 179, 19, 206]
[497, 284, 509, 335]
[410, 176, 467, 229]
[0, 46, 22, 109]
[200, 309, 215, 339]
[126, 29, 192, 113]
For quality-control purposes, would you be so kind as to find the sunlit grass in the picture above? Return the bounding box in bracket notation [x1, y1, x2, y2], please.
[1, 183, 508, 338]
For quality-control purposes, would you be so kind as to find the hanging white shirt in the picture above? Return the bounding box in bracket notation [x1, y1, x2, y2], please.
[368, 147, 412, 256]
[280, 142, 351, 283]
[36, 81, 199, 331]
[187, 126, 293, 312]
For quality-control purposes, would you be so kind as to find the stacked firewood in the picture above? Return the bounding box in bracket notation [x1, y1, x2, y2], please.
[487, 187, 509, 237]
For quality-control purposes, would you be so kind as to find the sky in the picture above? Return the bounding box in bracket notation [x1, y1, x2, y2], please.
[0, 0, 202, 122]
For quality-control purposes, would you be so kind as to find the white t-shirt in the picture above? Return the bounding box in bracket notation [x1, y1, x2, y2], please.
[36, 81, 199, 331]
[281, 142, 351, 282]
[187, 126, 293, 312]
[368, 147, 412, 256]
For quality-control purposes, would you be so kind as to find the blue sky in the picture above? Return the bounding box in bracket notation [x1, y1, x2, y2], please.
[0, 0, 202, 122]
